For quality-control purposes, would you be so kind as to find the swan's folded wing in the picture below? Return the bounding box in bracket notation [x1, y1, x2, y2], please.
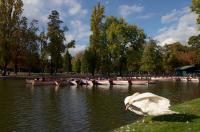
[129, 92, 166, 102]
[132, 97, 174, 116]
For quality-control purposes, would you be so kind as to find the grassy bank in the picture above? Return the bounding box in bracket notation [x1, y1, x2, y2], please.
[115, 98, 200, 132]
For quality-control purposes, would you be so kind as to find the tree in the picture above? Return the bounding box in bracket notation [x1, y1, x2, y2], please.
[124, 25, 146, 73]
[163, 42, 185, 72]
[11, 16, 28, 74]
[0, 0, 23, 76]
[83, 48, 96, 75]
[72, 52, 82, 73]
[81, 51, 89, 73]
[47, 10, 66, 74]
[106, 18, 124, 75]
[63, 51, 72, 72]
[39, 30, 48, 72]
[105, 16, 146, 75]
[191, 0, 200, 25]
[89, 2, 105, 76]
[25, 19, 39, 75]
[140, 40, 158, 73]
[63, 40, 75, 72]
[188, 35, 200, 64]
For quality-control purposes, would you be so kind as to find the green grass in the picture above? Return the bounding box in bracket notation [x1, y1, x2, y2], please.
[115, 98, 200, 132]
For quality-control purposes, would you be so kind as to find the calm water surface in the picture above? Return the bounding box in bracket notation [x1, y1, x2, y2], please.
[0, 80, 200, 132]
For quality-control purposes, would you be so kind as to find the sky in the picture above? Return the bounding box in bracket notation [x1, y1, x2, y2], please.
[22, 0, 199, 55]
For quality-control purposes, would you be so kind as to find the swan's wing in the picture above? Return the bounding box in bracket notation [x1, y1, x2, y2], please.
[130, 92, 166, 102]
[126, 92, 177, 116]
[132, 98, 176, 116]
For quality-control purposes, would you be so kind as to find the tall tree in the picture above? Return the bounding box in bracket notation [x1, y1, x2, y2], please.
[0, 0, 23, 76]
[89, 2, 105, 76]
[11, 16, 27, 74]
[105, 17, 146, 75]
[123, 24, 145, 73]
[39, 30, 48, 72]
[47, 10, 66, 74]
[25, 19, 39, 75]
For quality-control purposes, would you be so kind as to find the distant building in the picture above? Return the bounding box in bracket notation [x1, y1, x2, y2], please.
[176, 64, 200, 76]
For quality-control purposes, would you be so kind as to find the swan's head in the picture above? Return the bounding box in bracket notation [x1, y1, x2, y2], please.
[124, 96, 130, 105]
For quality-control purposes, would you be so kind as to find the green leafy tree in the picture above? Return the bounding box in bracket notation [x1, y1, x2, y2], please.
[25, 19, 39, 75]
[63, 51, 72, 72]
[124, 25, 146, 73]
[63, 40, 75, 72]
[163, 42, 184, 72]
[39, 30, 48, 72]
[191, 0, 200, 25]
[89, 2, 105, 76]
[140, 40, 162, 73]
[47, 10, 66, 74]
[0, 0, 23, 76]
[188, 35, 200, 64]
[105, 17, 145, 75]
[11, 16, 28, 74]
[81, 50, 89, 73]
[72, 52, 82, 73]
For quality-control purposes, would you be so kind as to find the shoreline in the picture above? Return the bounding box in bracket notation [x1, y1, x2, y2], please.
[115, 98, 200, 132]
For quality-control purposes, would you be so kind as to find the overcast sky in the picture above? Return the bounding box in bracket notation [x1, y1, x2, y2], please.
[22, 0, 200, 55]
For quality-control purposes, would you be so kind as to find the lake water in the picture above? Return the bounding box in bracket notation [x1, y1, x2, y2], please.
[0, 79, 200, 132]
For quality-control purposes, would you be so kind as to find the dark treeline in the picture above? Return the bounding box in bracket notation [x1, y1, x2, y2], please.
[0, 0, 199, 76]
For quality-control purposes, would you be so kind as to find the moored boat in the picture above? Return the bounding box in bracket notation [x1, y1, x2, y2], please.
[131, 80, 148, 85]
[80, 79, 94, 86]
[26, 78, 59, 86]
[95, 80, 110, 85]
[190, 78, 199, 82]
[31, 80, 57, 86]
[69, 80, 77, 85]
[112, 80, 129, 85]
[180, 77, 188, 82]
[87, 80, 94, 86]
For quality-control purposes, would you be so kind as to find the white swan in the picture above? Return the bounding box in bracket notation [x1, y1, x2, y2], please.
[124, 92, 178, 116]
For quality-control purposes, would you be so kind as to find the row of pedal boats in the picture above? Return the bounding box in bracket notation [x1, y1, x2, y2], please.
[151, 77, 200, 82]
[26, 76, 200, 86]
[26, 78, 157, 86]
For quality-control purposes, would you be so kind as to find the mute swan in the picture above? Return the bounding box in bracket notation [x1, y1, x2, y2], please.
[124, 92, 178, 116]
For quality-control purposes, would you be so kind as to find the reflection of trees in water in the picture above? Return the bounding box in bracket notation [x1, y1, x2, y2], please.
[84, 87, 138, 132]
